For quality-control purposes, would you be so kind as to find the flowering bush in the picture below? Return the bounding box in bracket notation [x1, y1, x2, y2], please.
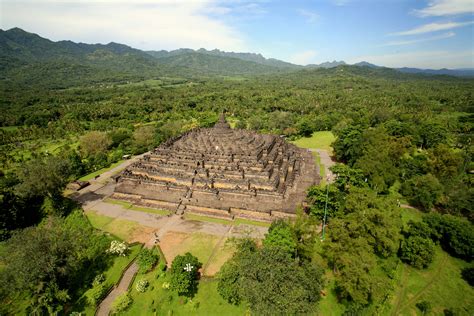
[162, 282, 170, 290]
[136, 279, 149, 293]
[106, 240, 128, 256]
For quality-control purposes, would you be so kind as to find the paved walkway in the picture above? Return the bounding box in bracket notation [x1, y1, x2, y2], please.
[96, 261, 139, 316]
[309, 149, 335, 183]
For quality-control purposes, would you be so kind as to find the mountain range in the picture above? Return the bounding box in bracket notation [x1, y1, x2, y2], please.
[0, 27, 472, 89]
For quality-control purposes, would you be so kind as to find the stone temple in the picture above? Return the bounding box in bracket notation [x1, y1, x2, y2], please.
[112, 114, 319, 221]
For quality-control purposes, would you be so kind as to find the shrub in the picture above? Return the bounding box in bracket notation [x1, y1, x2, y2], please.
[107, 240, 128, 256]
[86, 282, 110, 306]
[136, 279, 149, 293]
[137, 248, 159, 272]
[162, 282, 170, 290]
[111, 293, 132, 314]
[461, 266, 474, 286]
[400, 236, 435, 268]
[401, 174, 442, 210]
[416, 300, 431, 314]
[423, 213, 474, 260]
[92, 273, 105, 286]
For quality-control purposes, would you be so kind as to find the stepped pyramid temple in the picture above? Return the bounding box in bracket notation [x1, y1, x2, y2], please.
[112, 114, 319, 221]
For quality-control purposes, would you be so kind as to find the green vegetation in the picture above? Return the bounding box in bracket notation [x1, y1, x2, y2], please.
[291, 131, 336, 152]
[1, 26, 473, 316]
[103, 198, 171, 216]
[389, 247, 474, 315]
[79, 160, 124, 181]
[85, 211, 143, 242]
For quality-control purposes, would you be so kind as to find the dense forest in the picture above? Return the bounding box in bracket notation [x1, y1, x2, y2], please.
[0, 28, 473, 315]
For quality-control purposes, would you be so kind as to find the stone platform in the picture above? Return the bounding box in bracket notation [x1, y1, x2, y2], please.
[113, 114, 319, 221]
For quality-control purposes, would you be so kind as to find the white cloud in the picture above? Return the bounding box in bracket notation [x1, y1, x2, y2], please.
[298, 9, 319, 24]
[415, 0, 474, 17]
[0, 0, 247, 51]
[289, 50, 318, 65]
[391, 21, 474, 35]
[382, 32, 455, 46]
[348, 50, 474, 69]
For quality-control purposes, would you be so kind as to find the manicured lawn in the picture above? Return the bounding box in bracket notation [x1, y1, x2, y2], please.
[234, 217, 271, 227]
[103, 244, 142, 286]
[185, 213, 271, 228]
[169, 233, 221, 265]
[292, 131, 336, 152]
[125, 273, 247, 316]
[79, 160, 125, 181]
[85, 210, 115, 229]
[184, 213, 233, 225]
[85, 210, 146, 242]
[104, 198, 172, 216]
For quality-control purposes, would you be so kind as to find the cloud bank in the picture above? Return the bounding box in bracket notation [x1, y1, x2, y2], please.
[0, 0, 247, 51]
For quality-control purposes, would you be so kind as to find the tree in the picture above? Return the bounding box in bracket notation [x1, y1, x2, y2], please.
[132, 125, 156, 153]
[169, 252, 202, 297]
[79, 131, 111, 157]
[15, 156, 71, 200]
[399, 236, 435, 268]
[333, 125, 364, 165]
[423, 213, 474, 260]
[136, 248, 159, 273]
[330, 164, 366, 193]
[262, 219, 297, 255]
[307, 185, 343, 220]
[217, 259, 242, 305]
[0, 212, 108, 314]
[401, 174, 443, 210]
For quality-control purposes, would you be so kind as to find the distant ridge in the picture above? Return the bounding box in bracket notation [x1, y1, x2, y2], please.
[1, 27, 473, 87]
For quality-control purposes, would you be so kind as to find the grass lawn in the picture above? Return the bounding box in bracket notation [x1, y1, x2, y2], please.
[79, 160, 125, 181]
[85, 210, 150, 242]
[184, 213, 271, 228]
[77, 243, 142, 316]
[104, 198, 171, 216]
[399, 206, 424, 227]
[292, 131, 336, 152]
[125, 273, 247, 316]
[184, 213, 233, 225]
[389, 247, 474, 315]
[317, 272, 345, 316]
[160, 232, 221, 267]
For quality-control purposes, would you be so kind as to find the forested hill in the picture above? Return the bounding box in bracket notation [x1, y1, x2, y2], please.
[0, 28, 291, 89]
[147, 48, 301, 69]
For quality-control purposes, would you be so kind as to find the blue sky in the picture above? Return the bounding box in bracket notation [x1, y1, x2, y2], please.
[1, 0, 473, 68]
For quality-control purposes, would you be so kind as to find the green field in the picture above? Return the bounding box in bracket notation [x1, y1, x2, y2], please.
[85, 210, 147, 242]
[292, 131, 336, 152]
[104, 198, 171, 216]
[125, 275, 247, 316]
[184, 213, 271, 228]
[389, 247, 473, 315]
[79, 160, 125, 181]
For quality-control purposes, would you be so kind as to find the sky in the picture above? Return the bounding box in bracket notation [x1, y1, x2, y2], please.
[1, 0, 473, 69]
